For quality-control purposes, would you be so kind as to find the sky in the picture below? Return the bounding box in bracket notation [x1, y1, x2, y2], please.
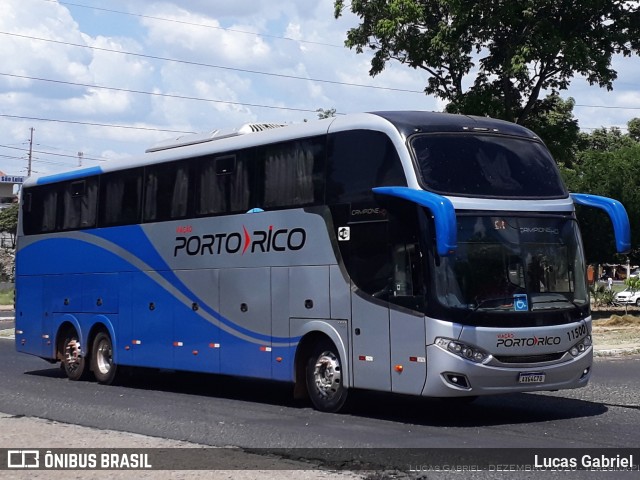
[1, 0, 640, 178]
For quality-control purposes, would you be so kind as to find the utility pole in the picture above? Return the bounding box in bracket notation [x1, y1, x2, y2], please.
[78, 151, 83, 167]
[27, 127, 34, 176]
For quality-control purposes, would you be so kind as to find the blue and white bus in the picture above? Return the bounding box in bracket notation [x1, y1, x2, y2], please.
[15, 111, 630, 412]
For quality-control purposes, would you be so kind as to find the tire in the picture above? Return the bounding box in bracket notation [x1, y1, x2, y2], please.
[61, 331, 90, 381]
[305, 339, 348, 413]
[636, 298, 640, 307]
[92, 331, 118, 385]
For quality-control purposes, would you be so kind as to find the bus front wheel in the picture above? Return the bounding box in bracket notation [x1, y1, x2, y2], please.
[305, 340, 348, 413]
[61, 331, 90, 381]
[92, 332, 118, 385]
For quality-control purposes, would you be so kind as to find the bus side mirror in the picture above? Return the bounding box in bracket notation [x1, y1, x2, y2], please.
[372, 186, 457, 256]
[571, 193, 631, 254]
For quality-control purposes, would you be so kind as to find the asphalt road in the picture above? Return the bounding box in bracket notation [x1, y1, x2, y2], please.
[1, 338, 639, 446]
[1, 338, 639, 477]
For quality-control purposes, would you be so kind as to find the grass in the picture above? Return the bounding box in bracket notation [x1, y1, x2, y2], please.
[0, 289, 13, 305]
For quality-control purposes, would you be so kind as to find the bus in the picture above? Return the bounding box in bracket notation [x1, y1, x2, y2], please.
[15, 111, 631, 412]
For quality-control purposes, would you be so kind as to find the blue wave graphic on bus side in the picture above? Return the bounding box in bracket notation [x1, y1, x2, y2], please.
[18, 231, 299, 346]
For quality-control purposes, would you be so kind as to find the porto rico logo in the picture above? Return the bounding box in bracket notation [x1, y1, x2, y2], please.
[174, 225, 307, 257]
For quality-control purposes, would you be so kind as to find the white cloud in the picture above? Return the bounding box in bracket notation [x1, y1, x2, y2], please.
[1, 0, 640, 176]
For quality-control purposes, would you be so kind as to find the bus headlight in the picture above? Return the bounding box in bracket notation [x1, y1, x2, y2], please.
[435, 338, 490, 364]
[569, 335, 592, 357]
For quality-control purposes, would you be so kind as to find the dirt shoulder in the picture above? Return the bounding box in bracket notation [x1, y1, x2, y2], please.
[592, 310, 640, 356]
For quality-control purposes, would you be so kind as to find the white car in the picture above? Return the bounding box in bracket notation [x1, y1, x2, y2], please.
[615, 288, 640, 306]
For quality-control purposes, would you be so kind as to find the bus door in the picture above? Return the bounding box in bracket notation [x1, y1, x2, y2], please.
[348, 219, 392, 392]
[346, 203, 427, 394]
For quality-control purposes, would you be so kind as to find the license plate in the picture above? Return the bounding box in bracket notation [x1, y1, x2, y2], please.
[518, 372, 546, 384]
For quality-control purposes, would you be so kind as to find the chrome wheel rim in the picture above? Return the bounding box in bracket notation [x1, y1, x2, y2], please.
[96, 340, 112, 375]
[313, 351, 341, 400]
[64, 339, 82, 373]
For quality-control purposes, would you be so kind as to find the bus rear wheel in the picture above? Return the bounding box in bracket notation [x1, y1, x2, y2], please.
[305, 340, 348, 413]
[92, 332, 118, 385]
[61, 331, 90, 381]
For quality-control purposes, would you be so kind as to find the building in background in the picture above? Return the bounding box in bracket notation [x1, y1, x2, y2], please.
[0, 172, 24, 208]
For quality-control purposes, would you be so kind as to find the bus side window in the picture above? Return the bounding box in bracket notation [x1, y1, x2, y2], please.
[258, 137, 325, 209]
[347, 221, 392, 298]
[197, 154, 251, 215]
[327, 130, 406, 206]
[99, 169, 143, 227]
[62, 178, 98, 230]
[143, 161, 191, 222]
[22, 185, 60, 235]
[388, 204, 426, 311]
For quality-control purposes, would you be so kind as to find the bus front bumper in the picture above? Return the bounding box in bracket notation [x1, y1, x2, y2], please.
[422, 344, 592, 397]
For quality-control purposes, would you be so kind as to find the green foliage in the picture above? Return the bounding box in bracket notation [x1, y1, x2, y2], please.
[334, 0, 640, 125]
[0, 288, 13, 305]
[577, 127, 637, 153]
[626, 276, 640, 292]
[0, 203, 18, 249]
[627, 118, 640, 142]
[589, 284, 617, 308]
[521, 95, 580, 167]
[561, 143, 640, 264]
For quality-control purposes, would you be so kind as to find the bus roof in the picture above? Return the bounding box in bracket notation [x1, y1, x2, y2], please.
[25, 111, 541, 187]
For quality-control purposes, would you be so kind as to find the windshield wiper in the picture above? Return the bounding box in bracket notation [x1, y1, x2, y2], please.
[530, 297, 584, 313]
[472, 296, 515, 312]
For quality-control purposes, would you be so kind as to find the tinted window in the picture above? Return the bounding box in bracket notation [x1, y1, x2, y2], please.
[258, 137, 325, 208]
[143, 161, 191, 222]
[347, 221, 391, 297]
[99, 169, 143, 226]
[62, 178, 98, 230]
[411, 134, 567, 198]
[22, 185, 59, 234]
[327, 130, 406, 205]
[196, 153, 251, 215]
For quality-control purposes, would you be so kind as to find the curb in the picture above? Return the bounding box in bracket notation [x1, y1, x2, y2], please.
[594, 347, 640, 357]
[0, 329, 14, 339]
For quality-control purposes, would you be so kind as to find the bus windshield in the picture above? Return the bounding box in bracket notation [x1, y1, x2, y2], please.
[410, 134, 567, 198]
[433, 216, 588, 312]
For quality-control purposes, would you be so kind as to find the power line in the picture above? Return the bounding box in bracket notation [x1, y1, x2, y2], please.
[0, 114, 196, 134]
[49, 0, 345, 49]
[0, 143, 107, 162]
[0, 73, 335, 114]
[574, 104, 640, 111]
[31, 158, 74, 167]
[0, 153, 24, 161]
[5, 72, 639, 119]
[0, 31, 424, 94]
[4, 35, 639, 114]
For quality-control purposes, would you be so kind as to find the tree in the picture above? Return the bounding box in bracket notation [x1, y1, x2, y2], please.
[521, 95, 580, 166]
[577, 126, 637, 153]
[0, 203, 18, 249]
[334, 0, 640, 125]
[628, 118, 640, 142]
[561, 144, 640, 264]
[317, 108, 337, 119]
